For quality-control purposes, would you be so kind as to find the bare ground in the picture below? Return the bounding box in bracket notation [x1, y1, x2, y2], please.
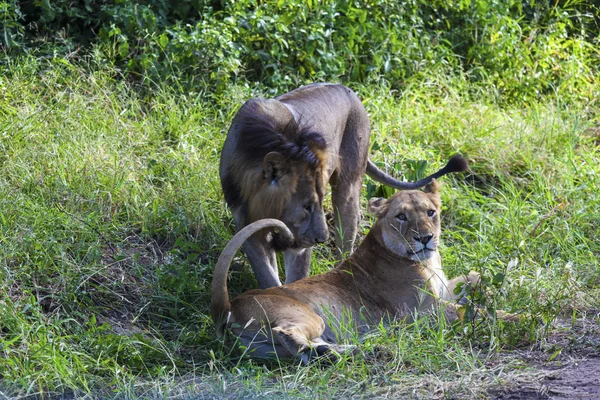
[490, 312, 600, 399]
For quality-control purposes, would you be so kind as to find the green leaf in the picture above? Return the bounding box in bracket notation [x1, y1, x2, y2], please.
[158, 33, 169, 49]
[547, 349, 562, 362]
[416, 160, 428, 180]
[118, 41, 129, 58]
[492, 272, 505, 285]
[358, 10, 367, 24]
[374, 184, 395, 199]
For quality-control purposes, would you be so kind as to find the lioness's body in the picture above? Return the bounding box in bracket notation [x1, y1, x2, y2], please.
[220, 83, 467, 288]
[212, 181, 490, 363]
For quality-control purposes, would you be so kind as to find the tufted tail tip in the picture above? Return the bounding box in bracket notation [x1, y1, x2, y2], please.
[444, 154, 469, 174]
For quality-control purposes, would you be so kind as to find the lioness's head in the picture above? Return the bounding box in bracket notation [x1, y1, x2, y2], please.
[368, 180, 442, 261]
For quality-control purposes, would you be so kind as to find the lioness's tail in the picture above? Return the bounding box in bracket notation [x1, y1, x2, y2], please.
[366, 154, 468, 190]
[210, 218, 294, 336]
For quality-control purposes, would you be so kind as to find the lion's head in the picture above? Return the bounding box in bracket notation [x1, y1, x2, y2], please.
[223, 99, 329, 249]
[367, 180, 442, 261]
[245, 154, 329, 249]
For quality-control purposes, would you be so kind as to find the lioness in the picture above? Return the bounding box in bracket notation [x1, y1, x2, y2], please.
[211, 181, 515, 364]
[220, 83, 468, 288]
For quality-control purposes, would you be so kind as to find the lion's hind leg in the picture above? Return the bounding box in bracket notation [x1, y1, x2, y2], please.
[330, 177, 362, 258]
[268, 307, 333, 365]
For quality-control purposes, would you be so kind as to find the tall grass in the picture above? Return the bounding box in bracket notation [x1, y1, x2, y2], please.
[0, 56, 598, 398]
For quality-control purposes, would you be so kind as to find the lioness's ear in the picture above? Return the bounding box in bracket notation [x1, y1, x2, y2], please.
[424, 179, 441, 195]
[368, 197, 388, 218]
[263, 152, 289, 184]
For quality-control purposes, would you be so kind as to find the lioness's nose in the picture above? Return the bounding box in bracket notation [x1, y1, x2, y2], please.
[414, 234, 433, 244]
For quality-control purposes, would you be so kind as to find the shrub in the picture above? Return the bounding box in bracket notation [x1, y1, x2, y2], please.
[1, 0, 598, 101]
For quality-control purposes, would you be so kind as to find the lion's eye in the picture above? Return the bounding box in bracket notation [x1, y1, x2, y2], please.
[427, 210, 436, 217]
[396, 213, 407, 221]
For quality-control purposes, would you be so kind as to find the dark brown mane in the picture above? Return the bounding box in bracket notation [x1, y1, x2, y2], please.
[222, 98, 328, 225]
[235, 99, 326, 169]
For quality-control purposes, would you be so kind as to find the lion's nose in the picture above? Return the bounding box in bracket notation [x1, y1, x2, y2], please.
[414, 234, 433, 244]
[315, 232, 328, 244]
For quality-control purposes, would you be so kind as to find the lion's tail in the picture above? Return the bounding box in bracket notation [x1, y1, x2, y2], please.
[210, 218, 293, 336]
[366, 154, 468, 190]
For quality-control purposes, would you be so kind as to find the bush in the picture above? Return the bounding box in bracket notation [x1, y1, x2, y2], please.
[1, 0, 599, 101]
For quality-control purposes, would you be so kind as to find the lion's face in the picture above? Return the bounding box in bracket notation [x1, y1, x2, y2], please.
[246, 152, 328, 249]
[368, 180, 442, 261]
[278, 167, 328, 249]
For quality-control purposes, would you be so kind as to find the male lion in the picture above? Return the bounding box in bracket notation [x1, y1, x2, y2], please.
[211, 181, 518, 364]
[220, 83, 468, 288]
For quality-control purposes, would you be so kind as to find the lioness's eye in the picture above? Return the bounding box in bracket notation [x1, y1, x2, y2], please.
[427, 210, 435, 217]
[396, 213, 407, 221]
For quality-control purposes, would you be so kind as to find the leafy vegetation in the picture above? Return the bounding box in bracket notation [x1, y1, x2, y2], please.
[3, 0, 599, 100]
[0, 0, 599, 398]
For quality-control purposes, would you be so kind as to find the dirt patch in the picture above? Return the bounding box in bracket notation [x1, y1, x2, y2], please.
[491, 313, 600, 399]
[544, 358, 600, 399]
[492, 357, 600, 399]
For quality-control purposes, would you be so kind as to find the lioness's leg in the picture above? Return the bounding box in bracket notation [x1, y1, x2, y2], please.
[283, 247, 312, 284]
[232, 327, 294, 359]
[242, 237, 281, 289]
[273, 327, 342, 365]
[445, 271, 481, 301]
[231, 294, 330, 363]
[444, 271, 521, 322]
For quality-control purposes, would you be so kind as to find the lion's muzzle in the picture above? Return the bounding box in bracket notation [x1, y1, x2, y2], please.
[314, 230, 328, 244]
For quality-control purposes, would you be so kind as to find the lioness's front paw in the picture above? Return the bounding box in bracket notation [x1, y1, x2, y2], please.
[298, 344, 339, 366]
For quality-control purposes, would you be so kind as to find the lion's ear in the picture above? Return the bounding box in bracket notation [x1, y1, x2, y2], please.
[263, 152, 289, 184]
[424, 179, 441, 195]
[368, 197, 388, 218]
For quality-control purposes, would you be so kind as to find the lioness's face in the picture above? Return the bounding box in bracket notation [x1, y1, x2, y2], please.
[368, 181, 442, 261]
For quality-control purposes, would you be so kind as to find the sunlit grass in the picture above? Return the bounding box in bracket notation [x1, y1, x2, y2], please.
[0, 56, 598, 398]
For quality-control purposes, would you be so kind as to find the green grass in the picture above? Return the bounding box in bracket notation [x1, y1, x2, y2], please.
[0, 56, 599, 398]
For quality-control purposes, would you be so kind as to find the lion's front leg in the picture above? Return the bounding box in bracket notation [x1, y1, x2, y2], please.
[283, 247, 312, 284]
[242, 235, 281, 289]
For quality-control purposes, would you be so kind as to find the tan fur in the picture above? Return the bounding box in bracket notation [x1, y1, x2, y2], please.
[211, 181, 518, 364]
[220, 83, 468, 289]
